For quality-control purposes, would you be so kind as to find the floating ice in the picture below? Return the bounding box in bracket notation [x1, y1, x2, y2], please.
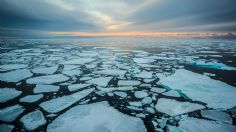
[0, 105, 25, 122]
[163, 90, 181, 97]
[0, 69, 32, 83]
[0, 64, 28, 71]
[63, 65, 79, 71]
[118, 80, 141, 86]
[86, 77, 112, 87]
[201, 110, 232, 124]
[34, 84, 59, 93]
[60, 58, 95, 65]
[40, 88, 94, 113]
[174, 117, 236, 132]
[134, 58, 155, 64]
[114, 91, 127, 98]
[62, 69, 81, 76]
[93, 69, 126, 76]
[97, 86, 135, 93]
[32, 66, 58, 74]
[155, 98, 205, 116]
[141, 97, 152, 105]
[26, 74, 69, 84]
[47, 101, 147, 132]
[158, 69, 236, 109]
[20, 110, 46, 131]
[132, 70, 153, 79]
[68, 84, 91, 91]
[80, 76, 92, 81]
[0, 88, 22, 103]
[129, 101, 143, 107]
[150, 87, 166, 93]
[19, 94, 43, 103]
[0, 124, 14, 132]
[134, 91, 148, 98]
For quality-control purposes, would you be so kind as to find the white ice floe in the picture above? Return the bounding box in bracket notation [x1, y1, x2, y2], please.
[19, 94, 43, 103]
[201, 110, 232, 124]
[0, 64, 28, 71]
[63, 65, 79, 71]
[0, 105, 25, 122]
[60, 58, 95, 65]
[0, 124, 14, 132]
[158, 69, 236, 109]
[118, 80, 141, 86]
[155, 98, 205, 116]
[150, 87, 166, 93]
[87, 77, 112, 87]
[68, 84, 91, 91]
[0, 69, 32, 83]
[97, 86, 135, 93]
[40, 88, 94, 113]
[20, 110, 46, 131]
[171, 117, 236, 132]
[141, 97, 152, 105]
[34, 84, 59, 93]
[80, 77, 92, 81]
[26, 74, 69, 84]
[132, 71, 153, 79]
[114, 91, 127, 98]
[134, 91, 148, 98]
[134, 58, 155, 64]
[0, 88, 22, 103]
[32, 66, 58, 74]
[93, 69, 126, 76]
[62, 69, 81, 76]
[47, 101, 147, 132]
[129, 101, 143, 107]
[162, 90, 181, 97]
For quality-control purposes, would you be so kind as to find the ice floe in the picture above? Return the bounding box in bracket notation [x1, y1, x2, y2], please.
[40, 88, 94, 113]
[0, 69, 32, 83]
[19, 94, 43, 103]
[47, 101, 147, 132]
[118, 80, 141, 86]
[60, 58, 95, 65]
[114, 91, 127, 98]
[26, 74, 69, 84]
[32, 66, 58, 74]
[155, 98, 205, 116]
[141, 97, 153, 105]
[0, 124, 14, 132]
[0, 64, 28, 71]
[62, 69, 81, 76]
[134, 91, 148, 98]
[20, 110, 46, 131]
[158, 69, 236, 109]
[86, 77, 112, 87]
[163, 90, 181, 97]
[134, 58, 155, 64]
[34, 84, 59, 93]
[0, 88, 22, 103]
[68, 84, 91, 91]
[93, 69, 126, 76]
[201, 110, 232, 124]
[132, 70, 153, 79]
[0, 105, 25, 122]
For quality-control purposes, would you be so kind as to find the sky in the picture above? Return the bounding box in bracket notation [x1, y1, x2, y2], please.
[0, 0, 236, 38]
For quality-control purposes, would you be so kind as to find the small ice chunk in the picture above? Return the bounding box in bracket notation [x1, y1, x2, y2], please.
[146, 107, 155, 114]
[34, 84, 59, 93]
[133, 71, 153, 79]
[163, 90, 181, 97]
[20, 110, 46, 131]
[80, 77, 92, 81]
[62, 69, 81, 76]
[47, 101, 147, 132]
[134, 91, 148, 98]
[19, 94, 43, 103]
[94, 69, 126, 76]
[0, 88, 22, 103]
[0, 69, 32, 83]
[0, 124, 14, 132]
[0, 105, 25, 122]
[141, 97, 152, 105]
[40, 88, 95, 113]
[150, 87, 166, 93]
[201, 110, 232, 124]
[176, 117, 236, 132]
[68, 84, 91, 91]
[118, 80, 141, 86]
[129, 101, 143, 107]
[87, 77, 112, 87]
[32, 66, 58, 74]
[134, 58, 155, 64]
[155, 98, 205, 116]
[26, 74, 69, 84]
[114, 91, 127, 98]
[0, 64, 28, 71]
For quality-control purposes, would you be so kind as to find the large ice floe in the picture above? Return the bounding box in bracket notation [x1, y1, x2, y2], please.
[0, 105, 25, 122]
[0, 69, 32, 82]
[47, 101, 147, 132]
[40, 88, 94, 113]
[158, 69, 236, 109]
[26, 74, 69, 84]
[33, 84, 59, 93]
[0, 88, 22, 103]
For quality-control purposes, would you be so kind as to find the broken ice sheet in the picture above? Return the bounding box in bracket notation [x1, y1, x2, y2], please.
[155, 98, 205, 116]
[93, 69, 126, 76]
[0, 69, 32, 83]
[26, 74, 69, 84]
[86, 77, 112, 87]
[60, 58, 95, 65]
[62, 69, 81, 76]
[40, 88, 95, 113]
[201, 110, 232, 124]
[68, 84, 91, 91]
[158, 69, 236, 109]
[0, 64, 28, 71]
[34, 84, 59, 93]
[0, 105, 25, 122]
[118, 80, 141, 86]
[132, 70, 153, 79]
[0, 88, 22, 103]
[114, 91, 127, 98]
[47, 101, 147, 132]
[0, 124, 14, 132]
[19, 94, 43, 103]
[32, 66, 58, 74]
[134, 91, 148, 98]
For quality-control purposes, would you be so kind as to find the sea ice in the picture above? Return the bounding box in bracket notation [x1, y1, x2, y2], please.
[34, 84, 59, 93]
[118, 80, 141, 86]
[47, 101, 147, 132]
[20, 110, 46, 131]
[19, 94, 43, 103]
[86, 77, 112, 87]
[0, 88, 22, 103]
[93, 69, 126, 76]
[114, 91, 127, 98]
[0, 69, 32, 83]
[150, 87, 166, 93]
[40, 88, 94, 113]
[141, 97, 152, 105]
[134, 58, 155, 64]
[32, 66, 58, 74]
[62, 69, 81, 76]
[0, 124, 14, 132]
[26, 74, 69, 84]
[155, 98, 205, 116]
[132, 70, 153, 79]
[0, 64, 28, 71]
[129, 101, 143, 107]
[162, 90, 181, 97]
[201, 110, 232, 124]
[60, 58, 95, 65]
[68, 84, 91, 91]
[158, 69, 236, 109]
[134, 91, 148, 98]
[0, 105, 25, 122]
